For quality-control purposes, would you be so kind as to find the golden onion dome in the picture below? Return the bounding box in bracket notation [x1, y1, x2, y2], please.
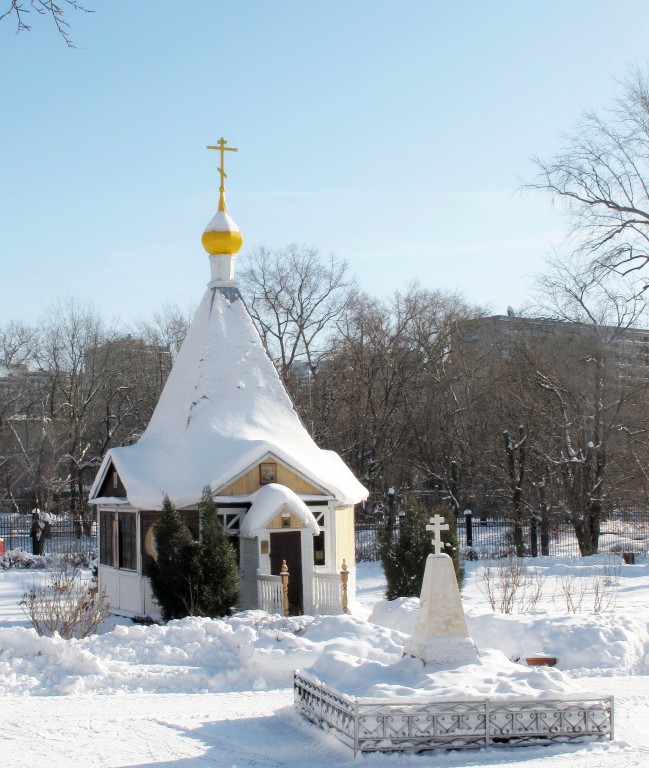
[202, 189, 243, 256]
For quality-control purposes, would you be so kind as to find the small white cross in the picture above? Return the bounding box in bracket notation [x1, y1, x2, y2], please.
[426, 513, 449, 555]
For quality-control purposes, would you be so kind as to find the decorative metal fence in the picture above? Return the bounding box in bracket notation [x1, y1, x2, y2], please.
[356, 511, 649, 562]
[0, 514, 97, 556]
[294, 671, 613, 754]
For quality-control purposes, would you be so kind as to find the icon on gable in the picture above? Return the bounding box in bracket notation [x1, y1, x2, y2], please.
[260, 462, 277, 485]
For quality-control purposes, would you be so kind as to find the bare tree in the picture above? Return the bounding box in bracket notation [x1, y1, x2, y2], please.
[239, 244, 354, 386]
[33, 299, 121, 512]
[527, 264, 649, 555]
[534, 254, 648, 330]
[0, 320, 38, 427]
[503, 425, 527, 557]
[1, 0, 92, 47]
[132, 302, 193, 364]
[527, 69, 649, 286]
[324, 291, 418, 492]
[0, 302, 188, 511]
[319, 286, 482, 499]
[0, 321, 37, 368]
[484, 340, 557, 556]
[402, 290, 487, 513]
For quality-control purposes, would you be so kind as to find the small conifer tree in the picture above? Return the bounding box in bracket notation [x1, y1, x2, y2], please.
[379, 498, 464, 600]
[194, 486, 239, 617]
[147, 490, 240, 621]
[147, 494, 198, 621]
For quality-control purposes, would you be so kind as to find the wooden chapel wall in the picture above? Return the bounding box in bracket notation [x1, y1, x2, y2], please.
[334, 505, 356, 568]
[239, 537, 258, 610]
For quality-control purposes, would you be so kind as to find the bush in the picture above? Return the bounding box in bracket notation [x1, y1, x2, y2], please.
[19, 562, 110, 639]
[192, 487, 239, 617]
[147, 490, 239, 621]
[146, 495, 198, 621]
[379, 498, 464, 600]
[1, 549, 97, 570]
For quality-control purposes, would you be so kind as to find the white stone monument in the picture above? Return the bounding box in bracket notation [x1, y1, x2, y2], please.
[403, 513, 480, 665]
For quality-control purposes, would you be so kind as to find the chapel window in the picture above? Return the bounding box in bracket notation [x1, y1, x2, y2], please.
[313, 509, 326, 566]
[99, 510, 137, 571]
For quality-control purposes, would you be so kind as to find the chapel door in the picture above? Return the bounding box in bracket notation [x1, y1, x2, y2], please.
[270, 531, 303, 615]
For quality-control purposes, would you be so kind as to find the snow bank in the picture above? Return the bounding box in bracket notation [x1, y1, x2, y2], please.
[0, 611, 402, 696]
[1, 598, 646, 698]
[467, 610, 649, 674]
[1, 559, 648, 698]
[367, 596, 649, 673]
[305, 647, 580, 701]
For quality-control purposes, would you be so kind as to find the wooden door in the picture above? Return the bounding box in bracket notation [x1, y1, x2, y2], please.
[270, 531, 303, 615]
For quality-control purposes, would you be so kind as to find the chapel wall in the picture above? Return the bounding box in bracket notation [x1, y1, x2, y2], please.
[239, 537, 258, 610]
[334, 505, 356, 569]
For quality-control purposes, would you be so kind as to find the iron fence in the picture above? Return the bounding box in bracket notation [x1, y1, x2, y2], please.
[3, 508, 647, 564]
[0, 514, 97, 557]
[356, 511, 649, 562]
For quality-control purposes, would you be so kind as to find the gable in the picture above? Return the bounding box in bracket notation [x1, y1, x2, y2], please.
[267, 505, 307, 530]
[95, 461, 127, 499]
[218, 456, 326, 497]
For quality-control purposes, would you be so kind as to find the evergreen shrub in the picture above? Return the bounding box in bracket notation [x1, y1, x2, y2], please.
[379, 498, 464, 600]
[147, 490, 239, 621]
[193, 486, 239, 617]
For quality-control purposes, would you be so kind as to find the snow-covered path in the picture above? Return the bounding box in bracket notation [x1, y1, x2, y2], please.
[0, 676, 646, 768]
[0, 690, 346, 768]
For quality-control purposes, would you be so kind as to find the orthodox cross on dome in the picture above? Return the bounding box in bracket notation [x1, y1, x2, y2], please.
[426, 513, 449, 555]
[202, 135, 242, 262]
[207, 137, 238, 210]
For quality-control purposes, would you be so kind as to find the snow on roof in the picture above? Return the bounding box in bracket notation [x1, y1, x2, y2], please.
[88, 496, 129, 506]
[239, 483, 320, 537]
[90, 284, 367, 510]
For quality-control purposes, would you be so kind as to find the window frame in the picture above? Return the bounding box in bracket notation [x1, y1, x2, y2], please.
[99, 509, 138, 572]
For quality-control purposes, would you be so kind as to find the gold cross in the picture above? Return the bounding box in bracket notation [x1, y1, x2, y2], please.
[207, 137, 238, 193]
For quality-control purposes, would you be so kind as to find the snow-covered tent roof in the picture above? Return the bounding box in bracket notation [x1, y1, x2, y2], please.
[89, 284, 368, 510]
[240, 484, 320, 537]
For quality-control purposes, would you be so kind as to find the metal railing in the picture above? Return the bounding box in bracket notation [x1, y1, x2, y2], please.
[355, 511, 649, 562]
[294, 671, 613, 754]
[4, 509, 647, 565]
[0, 514, 97, 556]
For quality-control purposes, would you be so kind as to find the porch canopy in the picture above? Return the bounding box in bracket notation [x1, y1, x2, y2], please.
[240, 483, 320, 537]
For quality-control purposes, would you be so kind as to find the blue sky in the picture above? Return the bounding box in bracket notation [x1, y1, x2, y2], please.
[2, 1, 649, 326]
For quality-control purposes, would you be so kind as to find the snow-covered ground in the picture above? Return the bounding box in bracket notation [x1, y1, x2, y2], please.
[1, 555, 649, 766]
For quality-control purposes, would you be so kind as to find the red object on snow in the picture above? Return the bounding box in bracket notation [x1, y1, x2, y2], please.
[525, 655, 557, 667]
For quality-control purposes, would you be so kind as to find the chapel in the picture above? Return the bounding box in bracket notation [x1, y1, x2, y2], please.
[89, 140, 368, 619]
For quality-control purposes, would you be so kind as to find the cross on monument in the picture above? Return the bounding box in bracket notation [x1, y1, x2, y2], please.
[426, 513, 449, 555]
[207, 137, 238, 193]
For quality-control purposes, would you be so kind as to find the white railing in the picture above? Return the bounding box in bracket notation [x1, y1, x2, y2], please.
[294, 671, 614, 755]
[256, 575, 283, 614]
[311, 571, 343, 614]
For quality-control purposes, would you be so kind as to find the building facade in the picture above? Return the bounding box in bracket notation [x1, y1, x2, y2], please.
[89, 144, 367, 618]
